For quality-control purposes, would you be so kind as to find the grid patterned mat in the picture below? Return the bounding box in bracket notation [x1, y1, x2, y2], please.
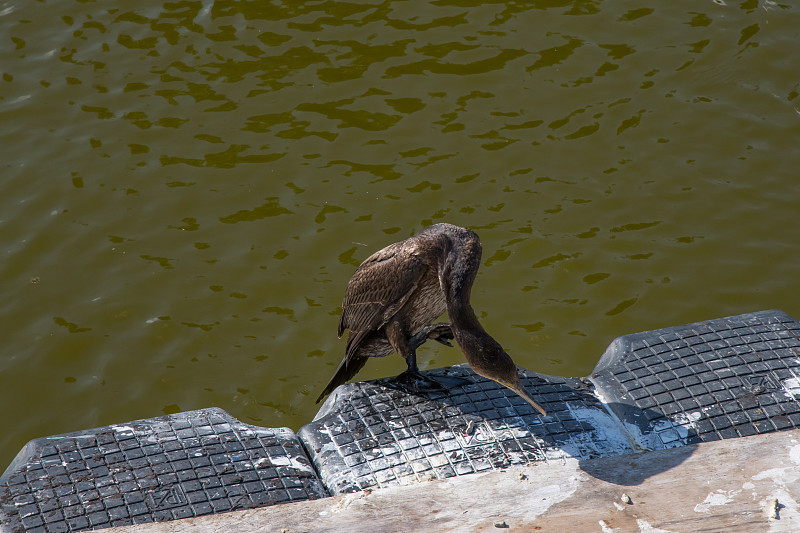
[0, 408, 327, 533]
[590, 309, 800, 449]
[299, 364, 631, 495]
[4, 310, 800, 529]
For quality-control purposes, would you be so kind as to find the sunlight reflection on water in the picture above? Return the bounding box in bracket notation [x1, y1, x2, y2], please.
[1, 0, 799, 468]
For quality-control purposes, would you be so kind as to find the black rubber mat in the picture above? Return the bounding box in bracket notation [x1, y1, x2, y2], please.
[299, 364, 631, 495]
[590, 309, 800, 449]
[0, 408, 327, 533]
[4, 310, 800, 530]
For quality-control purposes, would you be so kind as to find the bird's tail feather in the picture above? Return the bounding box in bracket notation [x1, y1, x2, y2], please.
[315, 356, 369, 403]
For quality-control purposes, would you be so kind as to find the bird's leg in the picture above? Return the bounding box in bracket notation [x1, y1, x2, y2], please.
[387, 321, 435, 391]
[387, 321, 468, 393]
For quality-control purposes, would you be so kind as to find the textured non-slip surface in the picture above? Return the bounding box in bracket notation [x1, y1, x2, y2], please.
[300, 364, 631, 495]
[0, 408, 326, 533]
[591, 309, 800, 449]
[5, 310, 800, 530]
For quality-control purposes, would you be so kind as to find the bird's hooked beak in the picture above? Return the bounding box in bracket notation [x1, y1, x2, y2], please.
[497, 380, 547, 417]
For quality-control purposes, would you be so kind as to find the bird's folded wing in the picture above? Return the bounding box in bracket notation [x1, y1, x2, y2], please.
[338, 240, 429, 358]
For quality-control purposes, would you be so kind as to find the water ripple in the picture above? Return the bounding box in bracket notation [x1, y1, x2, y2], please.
[2, 0, 800, 469]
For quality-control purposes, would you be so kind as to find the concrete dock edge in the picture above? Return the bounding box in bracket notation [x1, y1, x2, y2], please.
[105, 427, 800, 532]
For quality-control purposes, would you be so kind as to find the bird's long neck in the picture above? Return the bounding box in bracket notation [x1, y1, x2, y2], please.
[436, 228, 519, 384]
[447, 296, 483, 338]
[439, 235, 487, 343]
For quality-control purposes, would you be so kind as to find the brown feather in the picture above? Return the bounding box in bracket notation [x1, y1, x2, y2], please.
[316, 223, 546, 416]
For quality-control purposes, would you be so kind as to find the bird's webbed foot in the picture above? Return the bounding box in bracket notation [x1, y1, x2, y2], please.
[408, 323, 454, 351]
[394, 369, 448, 393]
[393, 367, 469, 393]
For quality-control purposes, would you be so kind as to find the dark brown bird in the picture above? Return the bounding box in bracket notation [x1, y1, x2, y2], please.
[316, 223, 546, 416]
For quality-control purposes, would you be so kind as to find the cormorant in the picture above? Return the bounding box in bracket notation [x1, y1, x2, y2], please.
[316, 223, 547, 416]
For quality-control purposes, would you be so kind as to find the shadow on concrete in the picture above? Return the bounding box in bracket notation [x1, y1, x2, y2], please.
[578, 441, 696, 486]
[575, 401, 699, 485]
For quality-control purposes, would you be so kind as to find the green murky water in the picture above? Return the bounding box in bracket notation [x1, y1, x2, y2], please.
[2, 0, 799, 469]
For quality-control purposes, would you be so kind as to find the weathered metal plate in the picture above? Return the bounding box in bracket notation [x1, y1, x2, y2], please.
[0, 408, 327, 533]
[590, 309, 800, 449]
[300, 364, 632, 495]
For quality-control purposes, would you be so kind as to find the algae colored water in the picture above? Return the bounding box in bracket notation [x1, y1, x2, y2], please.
[2, 0, 799, 469]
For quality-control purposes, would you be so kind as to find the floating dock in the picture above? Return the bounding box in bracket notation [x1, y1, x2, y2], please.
[3, 309, 800, 532]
